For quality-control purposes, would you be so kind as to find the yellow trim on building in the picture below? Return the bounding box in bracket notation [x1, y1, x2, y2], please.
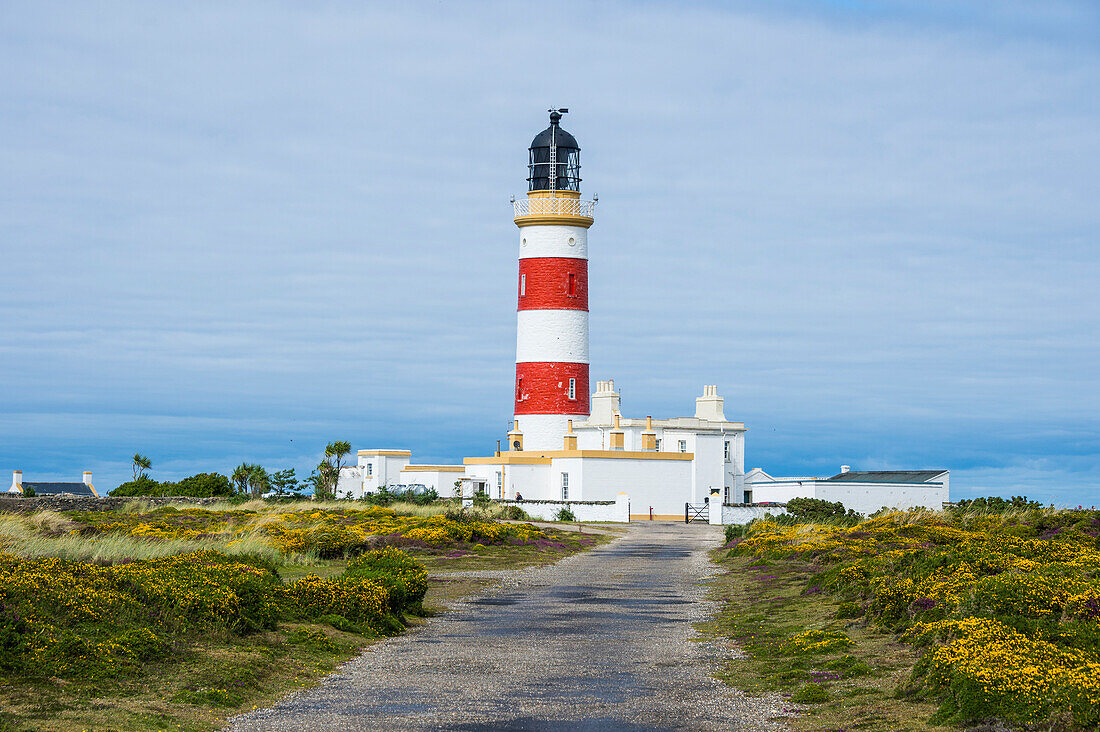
[514, 214, 594, 229]
[401, 465, 466, 472]
[357, 450, 412, 456]
[464, 455, 553, 465]
[464, 450, 694, 465]
[527, 190, 581, 199]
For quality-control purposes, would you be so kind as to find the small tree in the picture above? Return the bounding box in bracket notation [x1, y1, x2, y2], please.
[326, 441, 351, 478]
[131, 453, 152, 481]
[269, 468, 300, 496]
[309, 460, 338, 500]
[231, 463, 269, 498]
[311, 441, 352, 500]
[246, 464, 269, 499]
[231, 463, 251, 496]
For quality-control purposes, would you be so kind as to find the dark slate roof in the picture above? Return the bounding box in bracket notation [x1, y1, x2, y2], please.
[530, 124, 579, 150]
[22, 482, 97, 496]
[826, 470, 946, 483]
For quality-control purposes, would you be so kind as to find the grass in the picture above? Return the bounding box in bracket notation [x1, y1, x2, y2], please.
[0, 506, 609, 732]
[700, 553, 941, 731]
[0, 624, 369, 732]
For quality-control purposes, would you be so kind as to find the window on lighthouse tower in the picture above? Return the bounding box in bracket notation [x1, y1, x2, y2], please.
[568, 378, 576, 400]
[567, 273, 576, 296]
[520, 274, 526, 297]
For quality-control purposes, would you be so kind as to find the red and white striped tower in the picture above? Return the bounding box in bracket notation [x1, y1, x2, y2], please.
[511, 109, 596, 451]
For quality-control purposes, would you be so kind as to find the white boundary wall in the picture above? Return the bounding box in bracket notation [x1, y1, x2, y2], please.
[748, 479, 947, 515]
[498, 492, 630, 522]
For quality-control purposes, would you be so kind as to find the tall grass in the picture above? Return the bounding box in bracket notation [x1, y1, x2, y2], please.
[0, 498, 531, 566]
[0, 513, 313, 565]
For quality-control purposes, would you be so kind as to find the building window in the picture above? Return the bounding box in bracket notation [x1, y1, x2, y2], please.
[516, 378, 523, 401]
[567, 273, 576, 296]
[520, 274, 526, 297]
[678, 440, 687, 453]
[743, 490, 753, 504]
[366, 463, 373, 476]
[724, 486, 730, 504]
[496, 472, 502, 496]
[568, 378, 576, 399]
[561, 472, 569, 500]
[654, 439, 661, 451]
[724, 441, 731, 461]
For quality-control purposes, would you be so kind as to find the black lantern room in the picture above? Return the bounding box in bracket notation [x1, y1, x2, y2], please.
[528, 109, 581, 193]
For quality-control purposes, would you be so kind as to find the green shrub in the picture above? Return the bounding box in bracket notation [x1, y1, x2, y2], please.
[791, 682, 829, 703]
[110, 476, 164, 497]
[503, 505, 531, 521]
[285, 627, 336, 652]
[345, 547, 428, 615]
[556, 508, 576, 522]
[836, 602, 864, 619]
[785, 498, 860, 523]
[845, 661, 873, 677]
[173, 472, 235, 497]
[724, 524, 743, 544]
[316, 614, 357, 633]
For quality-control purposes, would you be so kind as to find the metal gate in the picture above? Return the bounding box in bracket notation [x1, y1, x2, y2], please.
[685, 502, 709, 524]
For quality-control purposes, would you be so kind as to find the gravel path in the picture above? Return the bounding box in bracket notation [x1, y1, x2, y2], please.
[227, 522, 792, 731]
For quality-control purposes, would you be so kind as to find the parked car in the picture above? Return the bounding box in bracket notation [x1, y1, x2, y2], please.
[406, 484, 429, 495]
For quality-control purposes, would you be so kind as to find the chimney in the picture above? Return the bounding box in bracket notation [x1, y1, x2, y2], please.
[694, 385, 726, 422]
[840, 465, 850, 474]
[589, 379, 621, 425]
[82, 471, 99, 497]
[10, 470, 22, 494]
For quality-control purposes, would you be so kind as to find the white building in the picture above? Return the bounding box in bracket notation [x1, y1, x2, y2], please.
[745, 467, 950, 516]
[335, 110, 948, 521]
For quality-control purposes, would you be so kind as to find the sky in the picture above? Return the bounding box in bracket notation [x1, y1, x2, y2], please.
[1, 1, 1098, 505]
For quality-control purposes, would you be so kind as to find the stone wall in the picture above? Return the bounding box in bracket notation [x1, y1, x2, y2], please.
[0, 495, 224, 513]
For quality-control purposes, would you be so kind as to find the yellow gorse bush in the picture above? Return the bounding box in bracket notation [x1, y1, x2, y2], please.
[0, 546, 428, 681]
[731, 508, 1100, 727]
[69, 505, 546, 558]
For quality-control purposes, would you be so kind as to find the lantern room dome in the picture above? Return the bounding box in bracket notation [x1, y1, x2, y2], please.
[529, 125, 579, 150]
[528, 109, 582, 193]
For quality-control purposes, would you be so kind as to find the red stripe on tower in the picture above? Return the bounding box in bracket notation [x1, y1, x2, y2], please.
[518, 258, 588, 311]
[514, 362, 589, 415]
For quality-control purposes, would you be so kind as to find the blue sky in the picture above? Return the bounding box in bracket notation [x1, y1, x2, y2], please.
[1, 1, 1098, 505]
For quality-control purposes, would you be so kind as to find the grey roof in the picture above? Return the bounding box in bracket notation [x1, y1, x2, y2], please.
[826, 470, 946, 483]
[21, 482, 97, 496]
[530, 124, 579, 150]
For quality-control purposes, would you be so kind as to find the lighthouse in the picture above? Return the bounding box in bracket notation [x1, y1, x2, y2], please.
[511, 109, 596, 451]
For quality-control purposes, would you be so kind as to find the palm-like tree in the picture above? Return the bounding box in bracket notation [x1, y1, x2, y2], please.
[232, 462, 270, 499]
[132, 453, 152, 481]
